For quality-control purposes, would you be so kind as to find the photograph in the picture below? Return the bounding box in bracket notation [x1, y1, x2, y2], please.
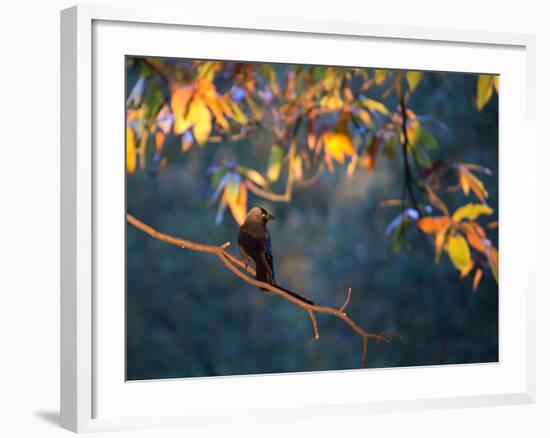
[125, 56, 499, 380]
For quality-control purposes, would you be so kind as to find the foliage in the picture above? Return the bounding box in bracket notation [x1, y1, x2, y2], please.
[126, 57, 499, 290]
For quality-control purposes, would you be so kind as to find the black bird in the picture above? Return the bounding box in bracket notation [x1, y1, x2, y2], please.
[238, 207, 314, 305]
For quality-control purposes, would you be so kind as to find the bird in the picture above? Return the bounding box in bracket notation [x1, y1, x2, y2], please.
[238, 207, 314, 305]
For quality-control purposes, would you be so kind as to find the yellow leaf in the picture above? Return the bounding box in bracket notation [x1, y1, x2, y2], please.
[476, 75, 494, 111]
[417, 217, 451, 233]
[171, 87, 194, 134]
[493, 75, 500, 93]
[225, 181, 247, 225]
[406, 71, 423, 92]
[362, 98, 390, 115]
[188, 98, 212, 145]
[241, 167, 268, 188]
[447, 234, 473, 276]
[452, 203, 493, 222]
[267, 144, 284, 182]
[374, 69, 387, 85]
[292, 155, 303, 182]
[324, 132, 354, 164]
[320, 91, 344, 110]
[225, 98, 248, 125]
[126, 126, 136, 175]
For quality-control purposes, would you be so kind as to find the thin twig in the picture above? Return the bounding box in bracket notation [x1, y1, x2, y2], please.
[399, 96, 422, 217]
[126, 213, 396, 367]
[340, 288, 352, 313]
[307, 310, 320, 341]
[361, 337, 369, 368]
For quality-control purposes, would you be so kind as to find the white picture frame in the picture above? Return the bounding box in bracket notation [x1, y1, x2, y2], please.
[60, 4, 536, 433]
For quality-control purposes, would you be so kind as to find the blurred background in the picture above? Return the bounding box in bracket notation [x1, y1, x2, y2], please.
[126, 61, 498, 380]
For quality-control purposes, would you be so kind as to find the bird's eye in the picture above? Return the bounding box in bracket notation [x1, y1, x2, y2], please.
[262, 213, 266, 218]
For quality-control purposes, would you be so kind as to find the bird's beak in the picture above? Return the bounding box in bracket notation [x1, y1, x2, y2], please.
[267, 213, 275, 221]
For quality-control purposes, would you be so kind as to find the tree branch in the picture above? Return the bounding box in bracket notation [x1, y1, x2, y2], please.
[399, 96, 422, 217]
[126, 213, 397, 367]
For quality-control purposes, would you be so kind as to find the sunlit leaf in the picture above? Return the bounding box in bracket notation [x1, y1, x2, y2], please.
[417, 216, 451, 233]
[320, 91, 344, 110]
[457, 165, 489, 202]
[434, 223, 451, 262]
[188, 98, 212, 145]
[126, 126, 137, 174]
[225, 181, 248, 225]
[476, 75, 494, 111]
[155, 131, 165, 154]
[171, 87, 194, 134]
[362, 98, 390, 115]
[324, 132, 355, 164]
[473, 268, 483, 291]
[225, 98, 248, 125]
[452, 203, 493, 222]
[493, 76, 500, 93]
[448, 234, 473, 276]
[487, 247, 499, 282]
[267, 144, 284, 182]
[424, 185, 449, 216]
[238, 166, 268, 188]
[461, 222, 489, 253]
[355, 108, 373, 127]
[406, 71, 423, 92]
[374, 69, 387, 86]
[197, 61, 219, 81]
[292, 155, 304, 182]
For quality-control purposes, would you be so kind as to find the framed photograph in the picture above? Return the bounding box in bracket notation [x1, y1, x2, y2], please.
[61, 5, 536, 432]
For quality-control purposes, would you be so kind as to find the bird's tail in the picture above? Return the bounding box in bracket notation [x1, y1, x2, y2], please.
[272, 283, 315, 306]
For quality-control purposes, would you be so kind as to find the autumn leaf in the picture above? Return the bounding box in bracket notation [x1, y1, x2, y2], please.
[473, 268, 483, 291]
[225, 180, 248, 225]
[324, 132, 354, 164]
[225, 98, 248, 125]
[188, 98, 212, 145]
[476, 75, 495, 111]
[267, 144, 284, 182]
[417, 217, 451, 233]
[452, 203, 493, 222]
[374, 69, 387, 85]
[171, 87, 194, 134]
[238, 166, 269, 188]
[362, 98, 390, 115]
[155, 131, 165, 154]
[126, 126, 137, 175]
[447, 233, 473, 276]
[406, 71, 423, 92]
[461, 221, 489, 253]
[457, 165, 489, 202]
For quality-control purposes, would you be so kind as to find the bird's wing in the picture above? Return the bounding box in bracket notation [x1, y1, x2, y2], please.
[239, 223, 275, 283]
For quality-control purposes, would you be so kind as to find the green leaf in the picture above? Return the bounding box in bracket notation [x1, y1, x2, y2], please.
[143, 83, 165, 120]
[411, 145, 432, 168]
[406, 71, 423, 92]
[417, 128, 438, 149]
[393, 219, 407, 252]
[382, 133, 398, 158]
[267, 144, 284, 182]
[476, 75, 494, 111]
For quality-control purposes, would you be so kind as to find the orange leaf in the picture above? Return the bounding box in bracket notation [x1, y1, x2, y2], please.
[417, 217, 451, 233]
[126, 126, 136, 175]
[461, 222, 488, 253]
[155, 131, 165, 154]
[473, 268, 483, 291]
